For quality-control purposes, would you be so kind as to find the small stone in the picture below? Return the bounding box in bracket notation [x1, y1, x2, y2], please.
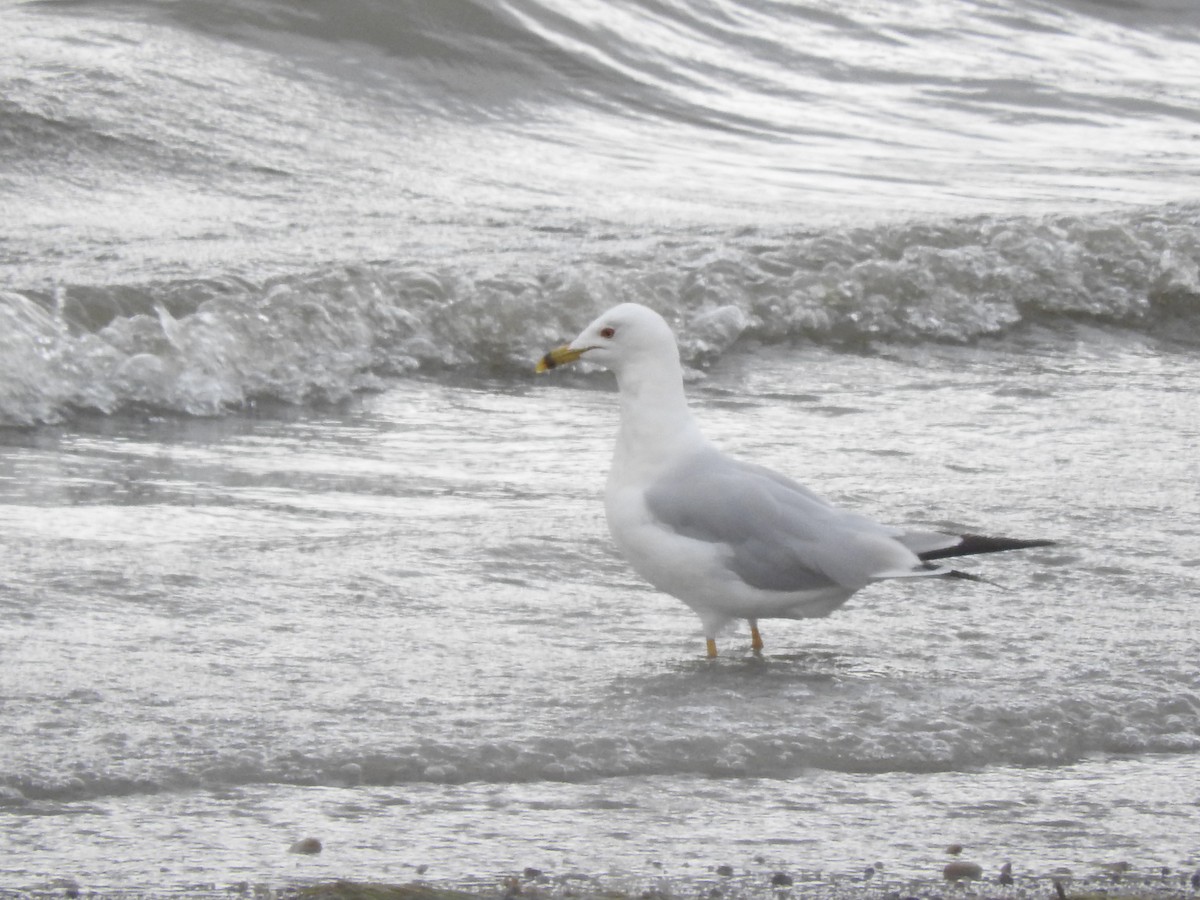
[415, 865, 429, 875]
[864, 867, 875, 880]
[716, 865, 734, 877]
[771, 872, 793, 887]
[49, 878, 80, 899]
[998, 862, 1014, 886]
[1103, 861, 1130, 881]
[288, 837, 322, 855]
[943, 861, 983, 882]
[1191, 870, 1200, 890]
[945, 844, 964, 856]
[523, 868, 544, 879]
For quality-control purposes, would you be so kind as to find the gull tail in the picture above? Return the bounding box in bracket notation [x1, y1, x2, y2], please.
[916, 534, 1056, 562]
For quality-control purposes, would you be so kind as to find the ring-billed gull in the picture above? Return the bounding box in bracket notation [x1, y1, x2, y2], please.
[537, 303, 1054, 658]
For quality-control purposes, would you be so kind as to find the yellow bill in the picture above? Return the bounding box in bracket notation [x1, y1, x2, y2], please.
[535, 344, 586, 373]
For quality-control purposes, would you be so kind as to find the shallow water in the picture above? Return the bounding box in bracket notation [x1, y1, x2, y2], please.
[3, 339, 1199, 893]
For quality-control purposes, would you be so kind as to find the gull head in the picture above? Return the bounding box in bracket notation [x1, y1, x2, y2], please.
[536, 303, 680, 376]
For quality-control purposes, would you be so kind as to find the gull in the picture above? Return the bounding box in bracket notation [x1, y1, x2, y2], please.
[536, 303, 1054, 658]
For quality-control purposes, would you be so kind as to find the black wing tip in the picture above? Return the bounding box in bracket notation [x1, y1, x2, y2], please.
[918, 534, 1056, 562]
[938, 568, 1015, 592]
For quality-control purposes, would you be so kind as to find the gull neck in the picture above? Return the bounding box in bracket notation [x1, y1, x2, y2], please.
[612, 356, 703, 472]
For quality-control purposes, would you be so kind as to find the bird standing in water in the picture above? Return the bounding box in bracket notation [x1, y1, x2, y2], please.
[538, 303, 1053, 657]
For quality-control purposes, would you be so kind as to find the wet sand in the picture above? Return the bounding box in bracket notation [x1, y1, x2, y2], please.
[12, 865, 1199, 900]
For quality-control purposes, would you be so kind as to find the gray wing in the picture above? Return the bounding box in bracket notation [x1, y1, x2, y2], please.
[644, 448, 920, 592]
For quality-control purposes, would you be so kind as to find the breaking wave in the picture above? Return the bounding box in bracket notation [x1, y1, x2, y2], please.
[3, 205, 1198, 427]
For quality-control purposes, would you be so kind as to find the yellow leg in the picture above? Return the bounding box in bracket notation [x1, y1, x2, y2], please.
[706, 637, 718, 658]
[750, 620, 764, 653]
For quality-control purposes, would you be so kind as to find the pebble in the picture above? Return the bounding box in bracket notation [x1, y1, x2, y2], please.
[770, 872, 793, 887]
[998, 862, 1014, 886]
[943, 861, 983, 882]
[288, 837, 322, 855]
[1102, 861, 1131, 881]
[50, 878, 80, 899]
[945, 844, 964, 856]
[715, 865, 734, 877]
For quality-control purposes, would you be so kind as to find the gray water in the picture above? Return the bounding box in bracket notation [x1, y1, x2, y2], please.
[4, 337, 1199, 893]
[3, 0, 1200, 895]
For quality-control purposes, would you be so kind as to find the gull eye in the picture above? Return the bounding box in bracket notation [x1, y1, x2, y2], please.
[599, 326, 616, 339]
